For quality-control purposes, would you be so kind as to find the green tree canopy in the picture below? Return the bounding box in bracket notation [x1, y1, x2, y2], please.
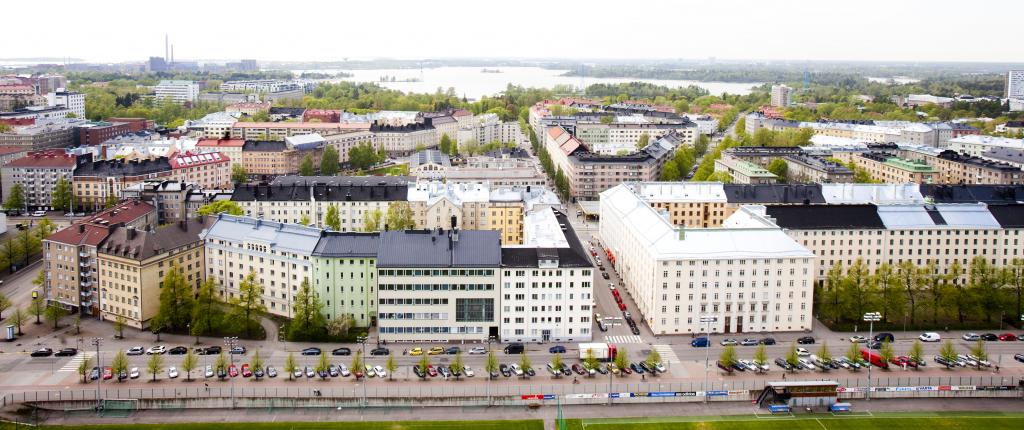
[231, 164, 249, 184]
[324, 204, 340, 231]
[287, 278, 327, 341]
[197, 200, 243, 216]
[385, 202, 415, 230]
[3, 184, 25, 212]
[320, 146, 340, 175]
[299, 154, 316, 176]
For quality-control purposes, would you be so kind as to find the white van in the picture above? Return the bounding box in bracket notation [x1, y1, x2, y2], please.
[919, 332, 941, 342]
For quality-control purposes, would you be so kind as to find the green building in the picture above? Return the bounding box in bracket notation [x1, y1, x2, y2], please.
[311, 232, 380, 327]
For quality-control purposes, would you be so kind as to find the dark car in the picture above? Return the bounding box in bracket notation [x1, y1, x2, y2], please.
[168, 346, 188, 355]
[796, 336, 815, 345]
[54, 348, 78, 357]
[867, 340, 882, 350]
[1015, 353, 1024, 363]
[639, 361, 654, 374]
[30, 348, 53, 357]
[560, 363, 572, 376]
[89, 366, 101, 380]
[499, 364, 512, 377]
[874, 333, 895, 343]
[774, 358, 793, 370]
[690, 337, 709, 348]
[980, 333, 998, 341]
[331, 347, 351, 356]
[549, 345, 566, 354]
[370, 347, 390, 356]
[301, 347, 321, 356]
[630, 325, 641, 335]
[503, 343, 524, 354]
[445, 346, 461, 355]
[413, 366, 425, 378]
[602, 272, 610, 280]
[629, 362, 645, 374]
[205, 346, 222, 355]
[760, 337, 777, 345]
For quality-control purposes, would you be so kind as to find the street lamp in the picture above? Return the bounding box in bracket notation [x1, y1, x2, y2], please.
[863, 312, 881, 401]
[700, 315, 718, 404]
[356, 335, 367, 407]
[91, 337, 102, 410]
[224, 337, 238, 408]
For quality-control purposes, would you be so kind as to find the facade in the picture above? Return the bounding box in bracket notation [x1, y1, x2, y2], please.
[771, 85, 793, 107]
[46, 90, 85, 118]
[714, 156, 778, 184]
[407, 150, 451, 180]
[168, 150, 232, 189]
[154, 80, 199, 104]
[241, 140, 288, 176]
[831, 151, 938, 184]
[72, 153, 173, 211]
[120, 180, 204, 225]
[376, 229, 502, 342]
[897, 147, 1023, 185]
[322, 130, 375, 164]
[1, 149, 76, 210]
[43, 201, 157, 316]
[370, 119, 438, 156]
[96, 219, 209, 329]
[75, 121, 133, 146]
[195, 138, 245, 168]
[783, 154, 854, 183]
[947, 135, 1024, 157]
[202, 215, 321, 318]
[225, 102, 271, 116]
[185, 112, 238, 139]
[1007, 70, 1024, 99]
[230, 122, 368, 140]
[600, 184, 815, 334]
[311, 232, 380, 326]
[0, 118, 80, 149]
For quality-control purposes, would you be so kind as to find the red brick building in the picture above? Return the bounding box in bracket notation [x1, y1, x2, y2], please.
[75, 121, 133, 146]
[302, 109, 342, 123]
[103, 118, 155, 132]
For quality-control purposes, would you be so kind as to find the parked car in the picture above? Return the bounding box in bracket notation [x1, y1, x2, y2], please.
[168, 346, 188, 355]
[254, 367, 264, 378]
[464, 366, 475, 377]
[1014, 353, 1024, 363]
[126, 346, 145, 356]
[205, 346, 221, 355]
[797, 336, 815, 344]
[796, 347, 810, 357]
[719, 338, 738, 346]
[363, 364, 375, 378]
[146, 345, 166, 355]
[370, 347, 390, 356]
[504, 343, 524, 354]
[293, 367, 304, 378]
[759, 337, 776, 345]
[919, 332, 941, 342]
[716, 361, 733, 372]
[230, 346, 246, 355]
[373, 365, 387, 378]
[103, 367, 113, 380]
[560, 363, 572, 376]
[301, 347, 321, 356]
[848, 336, 868, 343]
[54, 348, 77, 357]
[427, 347, 445, 355]
[500, 364, 512, 377]
[774, 358, 793, 370]
[241, 364, 252, 377]
[427, 365, 438, 377]
[602, 272, 610, 280]
[690, 337, 710, 348]
[546, 363, 561, 376]
[962, 333, 981, 341]
[867, 340, 882, 350]
[445, 346, 461, 355]
[980, 333, 998, 341]
[31, 348, 54, 357]
[549, 345, 566, 354]
[129, 367, 140, 379]
[629, 362, 645, 374]
[337, 364, 349, 377]
[331, 347, 351, 356]
[874, 333, 895, 343]
[740, 338, 759, 346]
[228, 364, 239, 377]
[998, 333, 1018, 341]
[413, 365, 425, 378]
[305, 366, 315, 378]
[204, 365, 214, 378]
[167, 367, 179, 378]
[468, 347, 487, 355]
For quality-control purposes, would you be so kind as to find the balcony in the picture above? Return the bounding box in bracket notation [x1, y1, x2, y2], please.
[80, 290, 91, 298]
[80, 300, 92, 308]
[79, 260, 90, 267]
[79, 251, 90, 258]
[80, 279, 93, 287]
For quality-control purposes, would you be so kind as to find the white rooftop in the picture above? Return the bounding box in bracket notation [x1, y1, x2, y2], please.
[820, 184, 925, 205]
[520, 207, 569, 249]
[876, 204, 1001, 229]
[630, 182, 728, 203]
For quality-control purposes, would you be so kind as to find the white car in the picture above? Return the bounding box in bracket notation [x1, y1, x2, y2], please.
[509, 363, 524, 376]
[204, 365, 214, 378]
[796, 347, 810, 357]
[848, 336, 868, 343]
[468, 347, 487, 355]
[463, 366, 475, 377]
[129, 367, 140, 379]
[373, 365, 387, 378]
[146, 345, 166, 355]
[31, 210, 47, 217]
[167, 367, 179, 378]
[919, 332, 941, 342]
[338, 364, 351, 377]
[293, 368, 304, 378]
[797, 358, 816, 370]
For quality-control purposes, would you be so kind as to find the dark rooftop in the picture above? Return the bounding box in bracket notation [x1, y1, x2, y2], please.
[98, 217, 211, 260]
[723, 184, 826, 204]
[986, 204, 1024, 228]
[270, 175, 412, 187]
[231, 181, 408, 202]
[312, 232, 380, 257]
[765, 204, 886, 229]
[242, 140, 287, 152]
[919, 184, 1024, 204]
[73, 153, 171, 177]
[378, 229, 500, 268]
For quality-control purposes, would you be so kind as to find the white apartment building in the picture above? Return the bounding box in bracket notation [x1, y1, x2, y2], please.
[376, 229, 502, 342]
[1007, 70, 1024, 99]
[771, 85, 793, 107]
[154, 80, 199, 104]
[500, 208, 594, 343]
[186, 112, 239, 139]
[46, 89, 85, 118]
[600, 183, 815, 334]
[202, 215, 321, 318]
[947, 135, 1024, 157]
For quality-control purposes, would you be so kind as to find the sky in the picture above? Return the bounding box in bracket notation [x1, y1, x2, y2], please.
[3, 0, 1022, 64]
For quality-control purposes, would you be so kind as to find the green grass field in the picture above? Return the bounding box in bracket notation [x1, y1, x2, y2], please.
[571, 412, 1024, 430]
[0, 421, 543, 430]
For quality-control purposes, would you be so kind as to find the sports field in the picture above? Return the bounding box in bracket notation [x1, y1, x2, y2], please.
[569, 411, 1024, 430]
[0, 421, 544, 430]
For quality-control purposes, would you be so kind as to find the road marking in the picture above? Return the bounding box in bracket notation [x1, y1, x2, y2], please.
[815, 418, 828, 430]
[604, 335, 643, 344]
[58, 352, 95, 372]
[652, 344, 680, 364]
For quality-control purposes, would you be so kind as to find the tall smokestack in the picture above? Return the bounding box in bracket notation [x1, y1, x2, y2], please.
[165, 34, 169, 62]
[171, 45, 174, 64]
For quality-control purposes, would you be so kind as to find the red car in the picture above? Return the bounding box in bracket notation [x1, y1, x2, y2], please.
[618, 302, 627, 311]
[891, 356, 918, 368]
[998, 333, 1018, 341]
[228, 364, 239, 377]
[427, 365, 438, 377]
[241, 363, 252, 377]
[102, 367, 113, 380]
[620, 365, 632, 375]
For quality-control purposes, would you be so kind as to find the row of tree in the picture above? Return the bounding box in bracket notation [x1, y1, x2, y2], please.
[0, 219, 56, 274]
[152, 268, 266, 340]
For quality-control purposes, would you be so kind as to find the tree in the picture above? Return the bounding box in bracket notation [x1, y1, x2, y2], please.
[1004, 258, 1024, 327]
[299, 154, 316, 176]
[146, 353, 164, 382]
[230, 270, 266, 338]
[548, 353, 562, 379]
[251, 350, 265, 380]
[17, 228, 41, 267]
[287, 278, 327, 341]
[29, 295, 45, 324]
[719, 345, 737, 370]
[841, 258, 875, 322]
[636, 133, 650, 150]
[0, 293, 11, 320]
[350, 350, 364, 380]
[197, 200, 243, 216]
[439, 133, 453, 155]
[817, 342, 833, 370]
[78, 356, 93, 383]
[584, 349, 599, 375]
[385, 202, 415, 230]
[362, 208, 383, 232]
[10, 307, 25, 335]
[154, 264, 194, 333]
[181, 349, 198, 381]
[415, 143, 427, 153]
[34, 218, 56, 240]
[231, 164, 249, 184]
[349, 141, 382, 170]
[968, 256, 999, 324]
[326, 314, 355, 338]
[324, 204, 340, 231]
[315, 351, 330, 380]
[214, 352, 228, 379]
[878, 340, 895, 368]
[939, 340, 958, 368]
[614, 347, 629, 377]
[299, 213, 310, 226]
[385, 355, 397, 381]
[43, 304, 67, 330]
[52, 177, 73, 212]
[907, 341, 923, 367]
[105, 193, 120, 209]
[450, 351, 465, 380]
[284, 352, 297, 381]
[705, 171, 733, 183]
[3, 184, 24, 212]
[846, 342, 861, 370]
[694, 134, 710, 156]
[519, 352, 533, 379]
[969, 340, 988, 367]
[320, 146, 340, 175]
[417, 355, 430, 379]
[766, 158, 788, 182]
[191, 277, 221, 337]
[874, 263, 903, 324]
[753, 344, 768, 373]
[114, 313, 126, 337]
[111, 351, 129, 382]
[659, 162, 681, 181]
[645, 348, 662, 370]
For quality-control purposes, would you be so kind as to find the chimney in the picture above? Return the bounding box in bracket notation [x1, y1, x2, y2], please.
[127, 226, 136, 239]
[78, 224, 85, 233]
[450, 215, 457, 230]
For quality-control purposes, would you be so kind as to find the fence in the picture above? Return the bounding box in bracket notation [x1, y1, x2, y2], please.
[5, 374, 1021, 410]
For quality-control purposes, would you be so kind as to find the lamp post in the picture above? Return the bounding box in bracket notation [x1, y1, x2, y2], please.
[356, 335, 367, 407]
[863, 312, 881, 401]
[700, 315, 718, 404]
[91, 337, 102, 410]
[224, 337, 238, 408]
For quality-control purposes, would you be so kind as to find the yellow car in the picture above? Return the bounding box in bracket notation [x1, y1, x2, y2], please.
[409, 347, 424, 356]
[427, 347, 445, 355]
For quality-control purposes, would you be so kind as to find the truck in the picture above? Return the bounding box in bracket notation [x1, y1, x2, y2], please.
[578, 343, 617, 362]
[860, 349, 889, 369]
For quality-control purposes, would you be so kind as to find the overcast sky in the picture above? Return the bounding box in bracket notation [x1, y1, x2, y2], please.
[5, 0, 1022, 63]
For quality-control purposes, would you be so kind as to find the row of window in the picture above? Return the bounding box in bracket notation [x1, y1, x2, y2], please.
[379, 326, 486, 334]
[381, 269, 495, 277]
[379, 284, 494, 291]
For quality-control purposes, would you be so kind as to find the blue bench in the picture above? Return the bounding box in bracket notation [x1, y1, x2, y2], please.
[768, 404, 791, 413]
[831, 403, 852, 413]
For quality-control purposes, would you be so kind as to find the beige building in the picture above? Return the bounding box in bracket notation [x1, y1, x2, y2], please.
[896, 147, 1023, 185]
[831, 151, 938, 184]
[407, 182, 559, 245]
[230, 122, 368, 140]
[196, 139, 246, 168]
[714, 155, 778, 184]
[97, 219, 209, 329]
[322, 130, 375, 163]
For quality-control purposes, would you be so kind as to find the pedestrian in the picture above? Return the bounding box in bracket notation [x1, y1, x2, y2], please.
[782, 373, 786, 380]
[642, 374, 645, 381]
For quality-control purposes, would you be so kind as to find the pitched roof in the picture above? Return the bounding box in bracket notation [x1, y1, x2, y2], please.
[987, 204, 1024, 228]
[98, 218, 211, 260]
[3, 150, 75, 168]
[312, 232, 380, 257]
[45, 223, 111, 246]
[168, 151, 228, 169]
[765, 205, 885, 229]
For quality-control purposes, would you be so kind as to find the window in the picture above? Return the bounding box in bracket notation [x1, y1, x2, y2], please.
[455, 298, 494, 322]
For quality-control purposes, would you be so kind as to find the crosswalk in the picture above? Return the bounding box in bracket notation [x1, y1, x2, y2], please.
[604, 335, 643, 344]
[58, 352, 95, 372]
[652, 344, 681, 364]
